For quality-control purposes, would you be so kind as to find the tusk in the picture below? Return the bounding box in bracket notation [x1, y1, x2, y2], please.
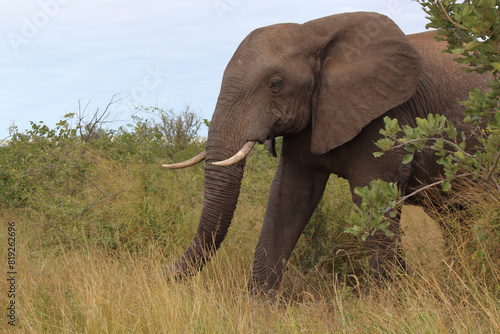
[212, 141, 257, 166]
[162, 150, 206, 169]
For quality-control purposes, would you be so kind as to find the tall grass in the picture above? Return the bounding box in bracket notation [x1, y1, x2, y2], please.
[1, 206, 499, 333]
[1, 123, 499, 332]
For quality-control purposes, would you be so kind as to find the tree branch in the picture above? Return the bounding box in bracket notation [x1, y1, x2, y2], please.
[436, 0, 468, 31]
[392, 137, 471, 158]
[395, 172, 475, 206]
[486, 150, 500, 193]
[81, 190, 127, 215]
[487, 150, 500, 180]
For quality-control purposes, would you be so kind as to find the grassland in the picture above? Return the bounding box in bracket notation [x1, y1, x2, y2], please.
[1, 126, 499, 333]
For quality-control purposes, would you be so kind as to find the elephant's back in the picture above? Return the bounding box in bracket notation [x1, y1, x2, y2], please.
[405, 30, 487, 123]
[406, 30, 440, 44]
[407, 30, 464, 73]
[407, 30, 486, 85]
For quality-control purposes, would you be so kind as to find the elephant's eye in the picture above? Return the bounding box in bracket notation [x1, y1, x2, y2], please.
[270, 78, 284, 93]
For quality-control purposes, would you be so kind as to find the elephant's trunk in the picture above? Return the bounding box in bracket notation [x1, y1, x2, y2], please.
[168, 129, 247, 278]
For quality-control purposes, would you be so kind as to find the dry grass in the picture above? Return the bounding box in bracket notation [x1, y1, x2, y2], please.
[1, 147, 499, 333]
[1, 204, 499, 333]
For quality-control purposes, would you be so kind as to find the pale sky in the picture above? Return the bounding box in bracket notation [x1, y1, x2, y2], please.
[0, 0, 429, 139]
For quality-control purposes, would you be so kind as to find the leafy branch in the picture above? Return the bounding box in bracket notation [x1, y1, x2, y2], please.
[345, 180, 399, 241]
[376, 115, 500, 193]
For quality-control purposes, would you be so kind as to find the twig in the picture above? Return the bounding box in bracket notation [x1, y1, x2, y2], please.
[392, 137, 470, 157]
[486, 152, 500, 193]
[81, 189, 127, 214]
[77, 99, 92, 138]
[486, 150, 500, 180]
[83, 95, 120, 143]
[20, 165, 57, 178]
[82, 174, 106, 196]
[395, 172, 475, 206]
[437, 0, 468, 31]
[490, 176, 500, 193]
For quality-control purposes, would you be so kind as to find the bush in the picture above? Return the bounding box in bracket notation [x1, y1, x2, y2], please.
[0, 116, 89, 209]
[1, 104, 205, 252]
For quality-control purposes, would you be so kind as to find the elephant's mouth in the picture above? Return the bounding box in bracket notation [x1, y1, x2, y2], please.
[212, 126, 279, 165]
[265, 137, 277, 157]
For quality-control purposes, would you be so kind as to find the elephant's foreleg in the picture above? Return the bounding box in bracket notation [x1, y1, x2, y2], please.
[250, 141, 330, 294]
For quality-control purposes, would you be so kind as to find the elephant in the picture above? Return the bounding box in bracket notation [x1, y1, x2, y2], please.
[163, 12, 486, 294]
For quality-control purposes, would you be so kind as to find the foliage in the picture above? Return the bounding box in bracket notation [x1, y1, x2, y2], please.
[344, 180, 399, 241]
[203, 118, 211, 128]
[376, 114, 496, 192]
[347, 0, 500, 239]
[134, 105, 203, 156]
[111, 115, 165, 164]
[2, 106, 500, 332]
[0, 115, 88, 209]
[0, 104, 205, 251]
[412, 0, 500, 189]
[108, 105, 203, 164]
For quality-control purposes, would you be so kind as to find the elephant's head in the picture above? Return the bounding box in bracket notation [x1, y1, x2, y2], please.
[164, 12, 422, 278]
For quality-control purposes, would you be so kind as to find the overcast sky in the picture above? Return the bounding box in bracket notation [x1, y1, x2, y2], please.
[0, 0, 430, 139]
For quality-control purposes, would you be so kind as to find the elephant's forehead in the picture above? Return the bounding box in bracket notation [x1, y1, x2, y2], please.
[227, 49, 283, 77]
[235, 23, 306, 61]
[225, 55, 290, 84]
[224, 57, 279, 84]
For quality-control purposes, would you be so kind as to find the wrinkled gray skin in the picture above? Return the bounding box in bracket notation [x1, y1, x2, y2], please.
[167, 12, 486, 294]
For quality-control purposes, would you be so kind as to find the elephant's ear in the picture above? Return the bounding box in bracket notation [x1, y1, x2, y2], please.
[304, 12, 423, 155]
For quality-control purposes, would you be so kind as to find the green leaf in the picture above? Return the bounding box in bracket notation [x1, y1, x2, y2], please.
[441, 180, 451, 192]
[373, 152, 384, 158]
[487, 0, 497, 7]
[464, 40, 482, 52]
[454, 151, 465, 160]
[452, 48, 466, 54]
[402, 154, 414, 164]
[462, 4, 473, 17]
[492, 62, 500, 72]
[376, 138, 395, 151]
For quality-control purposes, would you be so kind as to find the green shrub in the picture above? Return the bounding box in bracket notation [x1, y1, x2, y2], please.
[1, 105, 206, 252]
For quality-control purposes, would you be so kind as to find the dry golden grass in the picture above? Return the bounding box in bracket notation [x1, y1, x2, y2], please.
[1, 204, 499, 333]
[1, 147, 499, 333]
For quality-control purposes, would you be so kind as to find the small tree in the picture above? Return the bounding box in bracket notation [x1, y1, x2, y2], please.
[346, 0, 500, 239]
[75, 95, 121, 144]
[135, 105, 202, 156]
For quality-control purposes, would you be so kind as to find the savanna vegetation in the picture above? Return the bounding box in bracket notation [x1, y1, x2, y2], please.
[1, 1, 500, 332]
[1, 102, 499, 333]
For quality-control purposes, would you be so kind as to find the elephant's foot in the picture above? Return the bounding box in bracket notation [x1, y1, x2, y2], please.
[248, 273, 282, 302]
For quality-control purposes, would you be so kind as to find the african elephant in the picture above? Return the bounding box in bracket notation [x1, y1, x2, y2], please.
[163, 12, 486, 294]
